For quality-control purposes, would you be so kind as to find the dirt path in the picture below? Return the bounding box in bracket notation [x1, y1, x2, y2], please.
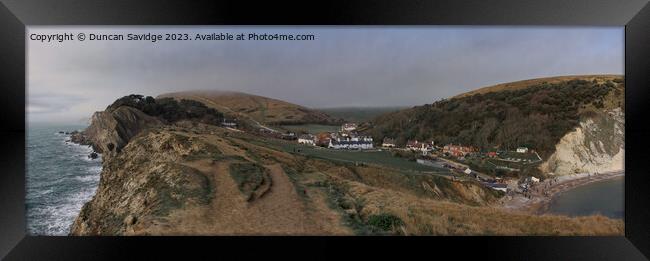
[149, 160, 350, 235]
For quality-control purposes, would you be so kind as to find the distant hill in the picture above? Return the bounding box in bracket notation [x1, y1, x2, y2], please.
[159, 90, 340, 125]
[363, 75, 624, 160]
[453, 75, 622, 99]
[318, 107, 407, 123]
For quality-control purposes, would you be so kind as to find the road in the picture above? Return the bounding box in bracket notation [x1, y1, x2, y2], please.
[428, 155, 494, 181]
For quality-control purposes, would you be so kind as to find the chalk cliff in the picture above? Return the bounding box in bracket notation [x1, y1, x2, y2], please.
[539, 108, 624, 175]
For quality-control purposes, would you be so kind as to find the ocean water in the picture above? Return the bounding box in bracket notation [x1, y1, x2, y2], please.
[26, 123, 102, 235]
[547, 176, 624, 219]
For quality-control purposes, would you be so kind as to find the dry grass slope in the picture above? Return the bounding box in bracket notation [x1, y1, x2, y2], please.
[454, 74, 622, 99]
[72, 104, 624, 236]
[158, 90, 335, 125]
[340, 179, 623, 235]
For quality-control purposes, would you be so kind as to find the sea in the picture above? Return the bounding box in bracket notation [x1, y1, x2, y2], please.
[26, 123, 102, 235]
[547, 176, 624, 219]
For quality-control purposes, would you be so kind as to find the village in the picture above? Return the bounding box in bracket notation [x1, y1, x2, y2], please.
[218, 118, 545, 195]
[380, 136, 543, 193]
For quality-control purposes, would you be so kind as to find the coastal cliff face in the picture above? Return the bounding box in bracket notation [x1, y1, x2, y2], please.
[70, 127, 215, 235]
[539, 108, 624, 175]
[71, 106, 162, 158]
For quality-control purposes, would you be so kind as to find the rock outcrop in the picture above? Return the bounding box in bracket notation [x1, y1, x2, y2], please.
[70, 129, 216, 235]
[71, 106, 162, 159]
[539, 108, 624, 175]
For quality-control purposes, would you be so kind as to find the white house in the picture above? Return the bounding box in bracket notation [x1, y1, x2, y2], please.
[516, 147, 529, 153]
[221, 118, 238, 128]
[328, 138, 373, 150]
[298, 134, 316, 146]
[341, 123, 357, 132]
[407, 140, 434, 153]
[382, 138, 396, 148]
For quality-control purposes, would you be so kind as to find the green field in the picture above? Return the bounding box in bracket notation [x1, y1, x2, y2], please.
[317, 107, 406, 123]
[281, 124, 340, 134]
[258, 139, 449, 173]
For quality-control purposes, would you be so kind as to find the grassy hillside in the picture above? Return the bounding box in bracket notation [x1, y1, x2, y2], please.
[317, 107, 406, 123]
[75, 120, 622, 235]
[364, 75, 624, 160]
[453, 75, 622, 99]
[158, 90, 340, 125]
[72, 90, 624, 235]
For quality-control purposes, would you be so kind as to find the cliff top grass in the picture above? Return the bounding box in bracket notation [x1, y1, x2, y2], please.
[229, 162, 271, 201]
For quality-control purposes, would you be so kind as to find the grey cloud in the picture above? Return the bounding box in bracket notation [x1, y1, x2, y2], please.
[27, 93, 87, 114]
[27, 26, 623, 123]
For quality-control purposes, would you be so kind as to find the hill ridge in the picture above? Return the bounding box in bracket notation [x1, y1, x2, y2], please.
[453, 74, 622, 99]
[364, 75, 625, 165]
[158, 90, 340, 125]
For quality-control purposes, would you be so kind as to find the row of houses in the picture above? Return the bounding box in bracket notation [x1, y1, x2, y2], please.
[381, 138, 436, 151]
[407, 140, 436, 153]
[297, 134, 315, 145]
[381, 137, 478, 157]
[220, 118, 238, 128]
[328, 133, 373, 149]
[382, 136, 535, 161]
[442, 144, 479, 157]
[296, 123, 374, 150]
[328, 138, 373, 150]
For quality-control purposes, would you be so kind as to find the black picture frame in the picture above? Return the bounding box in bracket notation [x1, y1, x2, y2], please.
[1, 1, 649, 260]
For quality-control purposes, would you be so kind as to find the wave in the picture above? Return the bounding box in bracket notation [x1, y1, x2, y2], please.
[74, 174, 100, 183]
[87, 166, 102, 173]
[61, 137, 102, 162]
[32, 188, 54, 197]
[27, 127, 102, 236]
[27, 185, 99, 236]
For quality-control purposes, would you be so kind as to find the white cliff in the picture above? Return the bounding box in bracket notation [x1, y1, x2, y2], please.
[540, 108, 624, 175]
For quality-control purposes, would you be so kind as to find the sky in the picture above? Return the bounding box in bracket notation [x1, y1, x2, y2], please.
[27, 26, 623, 124]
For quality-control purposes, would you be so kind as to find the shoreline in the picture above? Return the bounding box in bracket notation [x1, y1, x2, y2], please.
[28, 126, 103, 235]
[500, 170, 624, 216]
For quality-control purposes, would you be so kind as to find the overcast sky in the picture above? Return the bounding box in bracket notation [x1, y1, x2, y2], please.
[27, 26, 623, 124]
